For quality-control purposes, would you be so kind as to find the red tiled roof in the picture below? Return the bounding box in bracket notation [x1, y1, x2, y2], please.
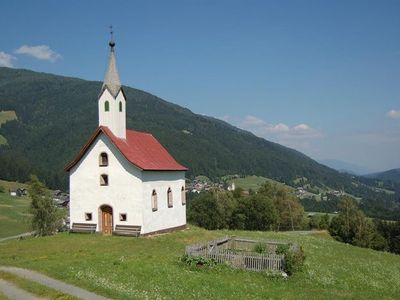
[65, 126, 188, 172]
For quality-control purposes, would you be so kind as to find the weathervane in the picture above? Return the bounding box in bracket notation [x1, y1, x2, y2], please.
[109, 25, 115, 49]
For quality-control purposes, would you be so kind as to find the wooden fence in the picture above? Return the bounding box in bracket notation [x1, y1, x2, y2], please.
[185, 236, 287, 272]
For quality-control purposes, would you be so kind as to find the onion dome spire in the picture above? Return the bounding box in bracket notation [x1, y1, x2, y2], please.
[102, 26, 121, 97]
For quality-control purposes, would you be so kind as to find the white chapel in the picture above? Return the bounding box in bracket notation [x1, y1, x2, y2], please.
[65, 37, 187, 236]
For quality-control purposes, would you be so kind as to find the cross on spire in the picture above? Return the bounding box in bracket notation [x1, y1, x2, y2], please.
[109, 25, 115, 49]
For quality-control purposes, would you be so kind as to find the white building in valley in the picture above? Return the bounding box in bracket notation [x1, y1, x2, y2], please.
[65, 37, 187, 236]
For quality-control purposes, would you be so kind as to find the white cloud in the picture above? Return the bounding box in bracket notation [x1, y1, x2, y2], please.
[239, 115, 322, 150]
[242, 116, 291, 134]
[242, 115, 266, 127]
[14, 45, 61, 62]
[0, 51, 16, 67]
[293, 123, 310, 131]
[386, 109, 400, 119]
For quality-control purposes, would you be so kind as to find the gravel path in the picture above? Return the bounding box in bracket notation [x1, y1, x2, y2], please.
[0, 279, 40, 300]
[0, 266, 110, 300]
[0, 232, 35, 242]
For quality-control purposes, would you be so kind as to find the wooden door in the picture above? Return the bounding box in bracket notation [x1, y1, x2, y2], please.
[101, 206, 113, 235]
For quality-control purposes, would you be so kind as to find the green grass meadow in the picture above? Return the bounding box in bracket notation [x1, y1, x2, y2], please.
[0, 192, 32, 238]
[0, 135, 7, 145]
[227, 175, 285, 191]
[0, 180, 29, 191]
[0, 227, 399, 299]
[0, 110, 17, 145]
[0, 110, 17, 126]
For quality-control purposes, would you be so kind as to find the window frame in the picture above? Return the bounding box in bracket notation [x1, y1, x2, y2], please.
[99, 152, 108, 167]
[119, 213, 127, 221]
[152, 190, 158, 211]
[167, 187, 173, 208]
[100, 174, 109, 186]
[181, 186, 186, 205]
[104, 101, 110, 112]
[85, 212, 93, 221]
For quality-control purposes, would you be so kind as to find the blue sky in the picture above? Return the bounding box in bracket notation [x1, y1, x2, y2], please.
[1, 0, 399, 172]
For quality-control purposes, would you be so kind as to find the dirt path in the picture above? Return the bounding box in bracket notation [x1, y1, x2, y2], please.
[0, 232, 35, 242]
[0, 279, 40, 300]
[0, 266, 110, 300]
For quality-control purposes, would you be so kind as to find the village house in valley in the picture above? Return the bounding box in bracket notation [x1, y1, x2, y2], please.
[65, 37, 187, 236]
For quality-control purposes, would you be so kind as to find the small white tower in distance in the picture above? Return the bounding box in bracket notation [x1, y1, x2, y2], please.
[98, 28, 126, 139]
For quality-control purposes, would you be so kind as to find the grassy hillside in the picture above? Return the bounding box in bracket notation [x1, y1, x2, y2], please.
[0, 110, 17, 126]
[226, 175, 284, 191]
[0, 179, 28, 191]
[0, 135, 6, 145]
[0, 192, 32, 238]
[0, 110, 17, 145]
[0, 227, 399, 299]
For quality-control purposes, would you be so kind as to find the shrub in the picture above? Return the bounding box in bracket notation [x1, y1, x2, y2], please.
[180, 254, 217, 268]
[253, 242, 268, 254]
[319, 214, 330, 230]
[276, 244, 305, 275]
[283, 246, 305, 275]
[276, 244, 290, 255]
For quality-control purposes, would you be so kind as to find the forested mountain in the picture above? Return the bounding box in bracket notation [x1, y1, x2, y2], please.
[0, 67, 344, 188]
[0, 67, 399, 220]
[365, 169, 400, 184]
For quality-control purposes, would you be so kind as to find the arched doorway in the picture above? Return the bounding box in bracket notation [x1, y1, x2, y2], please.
[100, 205, 113, 235]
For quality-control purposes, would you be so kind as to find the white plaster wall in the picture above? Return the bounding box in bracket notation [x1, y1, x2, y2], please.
[141, 171, 186, 234]
[115, 91, 126, 139]
[98, 89, 126, 139]
[98, 89, 113, 130]
[69, 133, 143, 231]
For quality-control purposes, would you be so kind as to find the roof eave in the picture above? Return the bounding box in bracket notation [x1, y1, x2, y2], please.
[64, 127, 103, 172]
[142, 167, 188, 172]
[65, 126, 188, 173]
[98, 85, 125, 99]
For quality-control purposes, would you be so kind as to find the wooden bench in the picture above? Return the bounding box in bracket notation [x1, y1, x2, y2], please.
[113, 225, 141, 237]
[70, 223, 97, 234]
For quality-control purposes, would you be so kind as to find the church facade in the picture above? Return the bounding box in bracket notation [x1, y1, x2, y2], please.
[65, 39, 187, 236]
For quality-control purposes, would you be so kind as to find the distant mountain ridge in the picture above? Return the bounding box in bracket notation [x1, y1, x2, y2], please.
[365, 168, 400, 183]
[319, 159, 374, 175]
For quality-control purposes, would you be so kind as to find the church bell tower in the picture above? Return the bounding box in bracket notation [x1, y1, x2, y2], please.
[98, 28, 126, 139]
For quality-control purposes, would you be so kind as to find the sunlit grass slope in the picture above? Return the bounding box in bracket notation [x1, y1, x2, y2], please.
[0, 192, 31, 238]
[0, 226, 399, 299]
[227, 175, 285, 191]
[0, 110, 17, 126]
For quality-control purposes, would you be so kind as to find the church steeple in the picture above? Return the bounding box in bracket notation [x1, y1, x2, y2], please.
[98, 27, 126, 139]
[102, 28, 121, 97]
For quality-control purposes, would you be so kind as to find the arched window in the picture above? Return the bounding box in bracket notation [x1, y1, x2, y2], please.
[167, 188, 173, 208]
[99, 152, 108, 166]
[104, 101, 110, 112]
[152, 190, 158, 211]
[100, 174, 108, 186]
[119, 101, 122, 112]
[181, 186, 186, 205]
